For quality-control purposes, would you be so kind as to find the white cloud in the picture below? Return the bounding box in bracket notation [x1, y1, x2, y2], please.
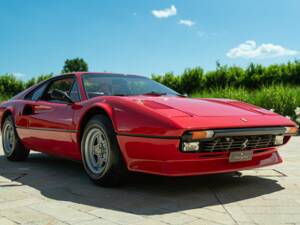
[151, 5, 177, 18]
[178, 19, 195, 27]
[227, 40, 298, 59]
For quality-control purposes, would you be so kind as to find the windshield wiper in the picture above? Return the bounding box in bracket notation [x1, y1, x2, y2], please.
[142, 91, 167, 96]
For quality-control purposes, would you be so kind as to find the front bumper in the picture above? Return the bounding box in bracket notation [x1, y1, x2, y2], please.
[117, 135, 283, 176]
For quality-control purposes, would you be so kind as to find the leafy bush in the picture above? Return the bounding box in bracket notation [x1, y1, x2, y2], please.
[0, 73, 53, 99]
[0, 74, 24, 98]
[152, 60, 300, 94]
[181, 67, 205, 94]
[152, 72, 181, 92]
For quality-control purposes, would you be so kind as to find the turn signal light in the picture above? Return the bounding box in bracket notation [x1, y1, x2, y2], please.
[191, 130, 214, 140]
[182, 130, 214, 141]
[285, 126, 298, 135]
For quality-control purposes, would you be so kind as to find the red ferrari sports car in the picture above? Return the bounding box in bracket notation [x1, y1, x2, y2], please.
[0, 72, 298, 186]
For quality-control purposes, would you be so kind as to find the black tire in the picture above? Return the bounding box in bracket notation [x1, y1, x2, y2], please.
[81, 115, 128, 187]
[2, 116, 30, 161]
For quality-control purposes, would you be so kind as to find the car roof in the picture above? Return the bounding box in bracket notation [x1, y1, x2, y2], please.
[58, 72, 147, 79]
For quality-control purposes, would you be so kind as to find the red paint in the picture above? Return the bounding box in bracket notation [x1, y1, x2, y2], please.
[117, 135, 283, 176]
[0, 72, 297, 175]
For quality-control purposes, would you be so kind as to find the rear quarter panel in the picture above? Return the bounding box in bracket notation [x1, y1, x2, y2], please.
[0, 100, 34, 133]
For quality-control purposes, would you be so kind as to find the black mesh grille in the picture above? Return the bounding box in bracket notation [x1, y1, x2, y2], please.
[200, 135, 275, 152]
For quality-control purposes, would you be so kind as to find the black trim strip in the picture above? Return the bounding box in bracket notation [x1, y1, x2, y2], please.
[213, 127, 286, 137]
[116, 133, 179, 139]
[16, 126, 78, 133]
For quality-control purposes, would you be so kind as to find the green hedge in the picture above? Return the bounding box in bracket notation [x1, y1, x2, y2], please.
[152, 61, 300, 94]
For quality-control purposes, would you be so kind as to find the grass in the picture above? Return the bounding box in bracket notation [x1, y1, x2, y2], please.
[192, 85, 300, 122]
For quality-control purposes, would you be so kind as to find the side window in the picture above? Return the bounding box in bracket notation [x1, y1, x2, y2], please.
[25, 83, 48, 101]
[42, 78, 74, 102]
[69, 81, 81, 102]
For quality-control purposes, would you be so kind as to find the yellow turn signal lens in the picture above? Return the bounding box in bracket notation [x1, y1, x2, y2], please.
[191, 130, 214, 140]
[285, 126, 298, 135]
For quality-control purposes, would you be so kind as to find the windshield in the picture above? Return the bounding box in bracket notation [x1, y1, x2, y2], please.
[82, 74, 179, 98]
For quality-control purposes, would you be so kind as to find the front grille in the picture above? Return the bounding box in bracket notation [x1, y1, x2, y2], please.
[200, 135, 275, 152]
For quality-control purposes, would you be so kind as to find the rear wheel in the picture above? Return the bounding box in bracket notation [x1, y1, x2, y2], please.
[2, 116, 30, 161]
[81, 115, 127, 187]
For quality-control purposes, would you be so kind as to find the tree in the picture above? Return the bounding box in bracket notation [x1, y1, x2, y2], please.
[62, 58, 88, 73]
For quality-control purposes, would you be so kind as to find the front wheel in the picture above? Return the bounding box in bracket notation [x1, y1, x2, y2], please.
[2, 116, 30, 161]
[81, 115, 127, 187]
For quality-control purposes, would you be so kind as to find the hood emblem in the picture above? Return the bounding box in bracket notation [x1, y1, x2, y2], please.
[240, 118, 248, 122]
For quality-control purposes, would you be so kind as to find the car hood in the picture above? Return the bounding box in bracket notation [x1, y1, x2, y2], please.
[128, 96, 274, 117]
[95, 95, 295, 136]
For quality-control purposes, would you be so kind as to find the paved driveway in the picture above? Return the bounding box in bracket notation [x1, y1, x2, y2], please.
[0, 135, 300, 225]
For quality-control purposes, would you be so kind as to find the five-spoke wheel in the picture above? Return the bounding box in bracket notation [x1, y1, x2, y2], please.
[3, 121, 15, 156]
[2, 116, 29, 161]
[84, 127, 110, 175]
[81, 115, 127, 186]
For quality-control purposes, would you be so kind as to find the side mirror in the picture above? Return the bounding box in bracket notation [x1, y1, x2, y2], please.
[50, 89, 73, 103]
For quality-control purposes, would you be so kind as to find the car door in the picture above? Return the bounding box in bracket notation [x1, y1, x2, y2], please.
[20, 76, 82, 160]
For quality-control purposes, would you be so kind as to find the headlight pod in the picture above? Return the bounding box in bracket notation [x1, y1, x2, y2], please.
[181, 130, 214, 152]
[285, 126, 298, 136]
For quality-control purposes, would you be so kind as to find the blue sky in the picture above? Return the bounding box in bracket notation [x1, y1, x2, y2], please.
[0, 0, 299, 80]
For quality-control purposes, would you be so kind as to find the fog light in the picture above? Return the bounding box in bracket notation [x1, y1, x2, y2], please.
[182, 142, 200, 152]
[275, 136, 284, 145]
